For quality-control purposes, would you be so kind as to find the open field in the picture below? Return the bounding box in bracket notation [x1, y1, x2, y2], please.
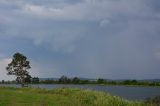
[0, 87, 152, 106]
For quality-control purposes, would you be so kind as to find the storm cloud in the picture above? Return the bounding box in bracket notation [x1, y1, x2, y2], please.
[0, 0, 160, 80]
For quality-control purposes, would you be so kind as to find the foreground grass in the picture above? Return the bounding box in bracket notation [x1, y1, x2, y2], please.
[0, 87, 151, 106]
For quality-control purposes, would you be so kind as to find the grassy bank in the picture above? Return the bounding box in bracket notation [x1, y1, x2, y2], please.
[0, 87, 150, 106]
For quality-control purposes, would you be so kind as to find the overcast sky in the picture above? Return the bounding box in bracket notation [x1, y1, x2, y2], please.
[0, 0, 160, 80]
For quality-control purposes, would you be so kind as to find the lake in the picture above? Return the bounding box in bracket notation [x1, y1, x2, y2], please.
[0, 84, 160, 100]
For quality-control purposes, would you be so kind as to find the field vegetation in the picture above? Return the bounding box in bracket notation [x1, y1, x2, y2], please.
[0, 87, 155, 106]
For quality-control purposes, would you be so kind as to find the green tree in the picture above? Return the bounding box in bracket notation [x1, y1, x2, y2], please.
[32, 77, 39, 84]
[1, 80, 5, 84]
[97, 78, 105, 84]
[25, 74, 32, 83]
[6, 52, 31, 87]
[59, 75, 70, 83]
[72, 77, 80, 84]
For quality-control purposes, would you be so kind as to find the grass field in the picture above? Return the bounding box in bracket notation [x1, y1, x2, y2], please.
[0, 87, 151, 106]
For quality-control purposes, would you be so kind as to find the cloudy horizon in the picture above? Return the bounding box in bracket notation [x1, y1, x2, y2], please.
[0, 0, 160, 80]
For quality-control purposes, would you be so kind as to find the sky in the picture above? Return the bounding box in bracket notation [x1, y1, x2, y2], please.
[0, 0, 160, 80]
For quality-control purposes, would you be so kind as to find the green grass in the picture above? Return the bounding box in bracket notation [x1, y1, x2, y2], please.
[0, 87, 151, 106]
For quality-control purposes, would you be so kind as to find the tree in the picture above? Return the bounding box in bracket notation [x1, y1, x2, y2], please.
[1, 80, 5, 84]
[97, 78, 105, 84]
[58, 75, 70, 83]
[24, 74, 32, 84]
[6, 52, 31, 87]
[72, 77, 80, 84]
[32, 77, 39, 84]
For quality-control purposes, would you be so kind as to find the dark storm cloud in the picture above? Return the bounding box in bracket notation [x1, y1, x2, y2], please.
[0, 0, 160, 80]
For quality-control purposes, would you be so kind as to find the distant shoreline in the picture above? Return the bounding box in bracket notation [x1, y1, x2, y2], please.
[1, 83, 160, 87]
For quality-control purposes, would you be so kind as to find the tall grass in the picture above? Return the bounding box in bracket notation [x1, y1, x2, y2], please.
[0, 87, 151, 106]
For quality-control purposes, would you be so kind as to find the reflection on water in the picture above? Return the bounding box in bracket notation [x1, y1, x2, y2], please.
[0, 84, 160, 100]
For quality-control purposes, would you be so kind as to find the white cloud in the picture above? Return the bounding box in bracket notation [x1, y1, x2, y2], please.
[0, 58, 15, 80]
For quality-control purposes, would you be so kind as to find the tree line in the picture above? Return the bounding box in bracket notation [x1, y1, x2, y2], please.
[1, 76, 160, 86]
